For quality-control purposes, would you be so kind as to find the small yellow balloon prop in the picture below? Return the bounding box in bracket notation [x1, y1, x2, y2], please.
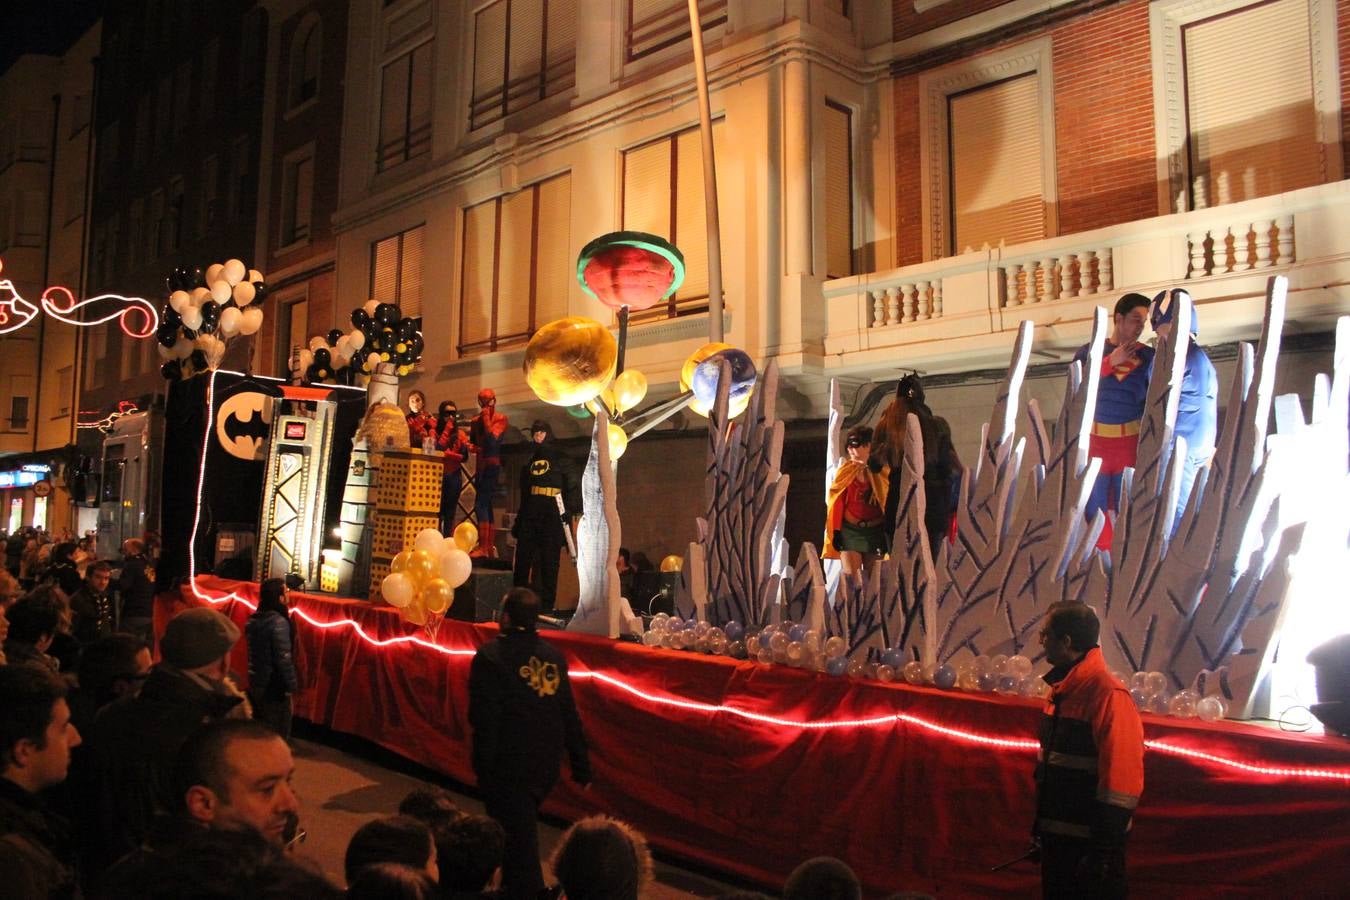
[680, 342, 733, 391]
[406, 550, 435, 584]
[523, 317, 618, 406]
[402, 600, 428, 626]
[659, 554, 684, 573]
[390, 550, 411, 573]
[613, 369, 648, 412]
[606, 423, 629, 460]
[452, 521, 479, 552]
[423, 578, 454, 615]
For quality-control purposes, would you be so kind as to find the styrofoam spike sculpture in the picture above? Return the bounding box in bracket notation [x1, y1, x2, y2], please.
[677, 358, 791, 628]
[783, 542, 827, 633]
[569, 408, 622, 637]
[822, 379, 844, 599]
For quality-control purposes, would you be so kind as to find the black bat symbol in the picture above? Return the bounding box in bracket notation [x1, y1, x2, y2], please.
[224, 409, 271, 443]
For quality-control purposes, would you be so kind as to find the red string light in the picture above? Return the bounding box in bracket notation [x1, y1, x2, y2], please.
[40, 285, 158, 338]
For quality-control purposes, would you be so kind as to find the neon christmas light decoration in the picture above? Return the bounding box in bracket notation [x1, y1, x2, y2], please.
[0, 258, 157, 337]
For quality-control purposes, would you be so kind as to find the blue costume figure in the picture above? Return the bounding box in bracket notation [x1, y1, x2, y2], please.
[1150, 289, 1218, 532]
[1074, 294, 1155, 549]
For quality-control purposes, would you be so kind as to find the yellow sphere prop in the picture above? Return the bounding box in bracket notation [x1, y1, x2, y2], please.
[659, 554, 684, 573]
[389, 550, 412, 573]
[422, 578, 454, 615]
[680, 342, 732, 391]
[606, 423, 629, 460]
[406, 549, 435, 585]
[453, 520, 479, 552]
[613, 369, 648, 413]
[524, 317, 618, 406]
[686, 392, 751, 420]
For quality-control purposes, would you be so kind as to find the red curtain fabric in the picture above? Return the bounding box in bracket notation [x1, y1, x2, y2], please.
[168, 578, 1350, 898]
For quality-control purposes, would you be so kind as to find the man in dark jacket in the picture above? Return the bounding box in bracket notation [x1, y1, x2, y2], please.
[469, 588, 590, 900]
[0, 664, 83, 899]
[511, 420, 580, 611]
[116, 539, 155, 648]
[67, 562, 114, 646]
[245, 576, 300, 741]
[80, 607, 244, 877]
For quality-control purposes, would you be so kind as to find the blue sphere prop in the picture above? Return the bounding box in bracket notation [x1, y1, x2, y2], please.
[691, 349, 756, 409]
[787, 624, 807, 643]
[880, 649, 905, 669]
[934, 664, 958, 689]
[977, 671, 998, 692]
[724, 621, 744, 641]
[826, 657, 849, 677]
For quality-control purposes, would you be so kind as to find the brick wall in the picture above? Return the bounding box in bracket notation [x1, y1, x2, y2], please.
[892, 0, 1009, 43]
[893, 0, 1158, 265]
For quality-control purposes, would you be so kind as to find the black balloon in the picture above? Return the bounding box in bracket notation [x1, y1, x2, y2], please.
[305, 363, 320, 383]
[313, 348, 331, 368]
[161, 361, 182, 381]
[180, 327, 197, 341]
[189, 349, 208, 370]
[163, 307, 182, 327]
[191, 266, 205, 288]
[352, 309, 370, 329]
[327, 328, 344, 346]
[250, 282, 268, 305]
[200, 301, 220, 325]
[397, 317, 419, 340]
[157, 323, 179, 347]
[408, 333, 425, 357]
[374, 303, 399, 327]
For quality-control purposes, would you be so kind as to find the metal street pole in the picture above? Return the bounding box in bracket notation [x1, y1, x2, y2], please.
[686, 0, 724, 343]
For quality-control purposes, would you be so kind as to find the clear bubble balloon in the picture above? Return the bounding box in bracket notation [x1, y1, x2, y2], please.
[824, 636, 847, 659]
[642, 630, 662, 647]
[977, 672, 998, 692]
[973, 655, 993, 675]
[1145, 671, 1168, 698]
[1008, 655, 1033, 679]
[846, 658, 866, 678]
[1196, 696, 1224, 721]
[1168, 690, 1199, 718]
[876, 664, 896, 683]
[902, 661, 924, 685]
[991, 654, 1010, 676]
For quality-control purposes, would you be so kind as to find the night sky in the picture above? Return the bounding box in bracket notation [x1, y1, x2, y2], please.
[0, 0, 105, 78]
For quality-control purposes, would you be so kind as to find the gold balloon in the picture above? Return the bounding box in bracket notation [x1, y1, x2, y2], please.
[453, 520, 479, 552]
[423, 578, 454, 615]
[613, 370, 648, 413]
[524, 317, 618, 406]
[680, 342, 733, 391]
[390, 550, 411, 573]
[606, 423, 629, 460]
[401, 598, 428, 626]
[600, 386, 618, 415]
[407, 549, 435, 585]
[659, 554, 683, 573]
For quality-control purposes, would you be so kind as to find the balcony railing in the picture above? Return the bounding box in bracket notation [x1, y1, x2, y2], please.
[823, 180, 1350, 370]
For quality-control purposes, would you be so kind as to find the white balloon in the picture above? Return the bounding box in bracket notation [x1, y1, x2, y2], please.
[239, 307, 264, 335]
[173, 337, 194, 359]
[438, 548, 473, 588]
[169, 290, 191, 313]
[232, 281, 256, 306]
[413, 528, 444, 555]
[247, 268, 264, 284]
[348, 330, 365, 350]
[203, 337, 226, 367]
[381, 573, 414, 608]
[223, 258, 247, 286]
[205, 263, 225, 286]
[335, 335, 352, 354]
[438, 537, 459, 559]
[298, 348, 314, 370]
[366, 351, 381, 368]
[181, 306, 203, 330]
[210, 280, 232, 304]
[308, 335, 327, 352]
[363, 299, 379, 317]
[218, 306, 241, 336]
[191, 286, 211, 305]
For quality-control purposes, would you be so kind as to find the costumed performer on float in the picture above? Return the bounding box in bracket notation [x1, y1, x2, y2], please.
[470, 388, 509, 556]
[1074, 293, 1154, 550]
[823, 425, 889, 577]
[405, 389, 435, 448]
[869, 373, 962, 554]
[512, 420, 580, 612]
[433, 399, 474, 537]
[1150, 289, 1217, 533]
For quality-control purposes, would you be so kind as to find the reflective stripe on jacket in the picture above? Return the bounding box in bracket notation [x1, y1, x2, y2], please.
[1035, 646, 1144, 844]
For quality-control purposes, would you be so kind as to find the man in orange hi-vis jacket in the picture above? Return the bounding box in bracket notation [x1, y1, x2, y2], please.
[1034, 602, 1145, 899]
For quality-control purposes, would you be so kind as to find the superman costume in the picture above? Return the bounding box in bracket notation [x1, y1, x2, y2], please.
[1073, 340, 1154, 545]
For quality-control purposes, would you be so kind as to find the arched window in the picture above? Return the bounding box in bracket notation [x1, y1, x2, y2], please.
[288, 15, 322, 109]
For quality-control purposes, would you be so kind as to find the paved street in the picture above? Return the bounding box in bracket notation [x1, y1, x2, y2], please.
[289, 728, 747, 897]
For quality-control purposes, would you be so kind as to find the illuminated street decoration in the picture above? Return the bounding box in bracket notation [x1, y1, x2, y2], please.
[77, 400, 141, 431]
[0, 258, 158, 337]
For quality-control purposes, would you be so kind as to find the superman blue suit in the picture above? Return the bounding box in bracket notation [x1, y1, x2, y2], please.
[1073, 340, 1154, 546]
[1150, 290, 1218, 532]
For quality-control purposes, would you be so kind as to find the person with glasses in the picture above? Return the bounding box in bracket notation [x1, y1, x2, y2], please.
[823, 426, 889, 577]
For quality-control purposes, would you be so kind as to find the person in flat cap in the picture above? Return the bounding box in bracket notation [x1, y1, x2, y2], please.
[512, 420, 580, 611]
[79, 606, 247, 878]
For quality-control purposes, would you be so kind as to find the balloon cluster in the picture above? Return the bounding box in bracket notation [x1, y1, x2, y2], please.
[352, 300, 424, 378]
[1124, 671, 1227, 720]
[379, 523, 478, 634]
[921, 652, 1049, 698]
[156, 259, 267, 381]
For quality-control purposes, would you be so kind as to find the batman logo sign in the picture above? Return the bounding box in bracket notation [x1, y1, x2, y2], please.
[531, 458, 551, 477]
[217, 391, 275, 460]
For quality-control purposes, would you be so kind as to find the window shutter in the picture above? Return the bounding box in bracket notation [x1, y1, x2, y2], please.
[545, 0, 578, 94]
[473, 2, 508, 127]
[1184, 0, 1322, 207]
[497, 192, 534, 340]
[622, 138, 672, 239]
[408, 44, 433, 158]
[534, 173, 572, 327]
[460, 202, 497, 350]
[824, 102, 853, 279]
[371, 235, 399, 305]
[379, 56, 410, 168]
[399, 225, 424, 318]
[293, 156, 314, 241]
[949, 73, 1044, 254]
[674, 128, 708, 302]
[285, 300, 309, 362]
[508, 0, 545, 114]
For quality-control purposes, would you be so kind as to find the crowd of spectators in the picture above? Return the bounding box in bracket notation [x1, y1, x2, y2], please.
[1, 531, 905, 899]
